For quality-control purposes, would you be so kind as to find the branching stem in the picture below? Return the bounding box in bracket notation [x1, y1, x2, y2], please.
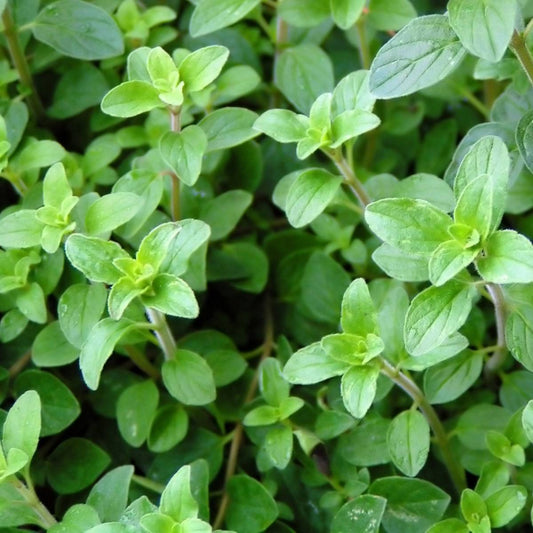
[327, 149, 371, 208]
[380, 359, 467, 495]
[11, 477, 57, 529]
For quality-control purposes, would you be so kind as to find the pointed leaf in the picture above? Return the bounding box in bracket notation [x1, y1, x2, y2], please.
[179, 45, 229, 92]
[101, 81, 161, 117]
[85, 193, 140, 235]
[341, 365, 380, 419]
[142, 273, 199, 318]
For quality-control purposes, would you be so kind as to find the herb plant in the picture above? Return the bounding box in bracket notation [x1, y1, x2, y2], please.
[1, 0, 533, 532]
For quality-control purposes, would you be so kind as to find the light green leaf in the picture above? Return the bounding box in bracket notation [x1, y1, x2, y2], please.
[159, 126, 207, 186]
[372, 243, 430, 282]
[476, 230, 533, 283]
[516, 109, 533, 173]
[243, 405, 280, 426]
[80, 318, 141, 390]
[387, 410, 430, 477]
[264, 425, 293, 469]
[33, 0, 124, 60]
[279, 0, 330, 27]
[454, 175, 493, 239]
[331, 495, 386, 533]
[369, 15, 466, 98]
[65, 234, 128, 283]
[429, 240, 478, 286]
[330, 109, 380, 147]
[108, 277, 146, 320]
[427, 519, 469, 533]
[275, 44, 335, 114]
[101, 81, 162, 117]
[142, 273, 199, 318]
[341, 278, 378, 336]
[148, 404, 188, 453]
[160, 465, 198, 522]
[2, 390, 41, 460]
[253, 109, 308, 143]
[485, 485, 527, 528]
[365, 198, 452, 256]
[136, 222, 180, 270]
[330, 0, 365, 30]
[0, 210, 44, 249]
[43, 162, 72, 209]
[285, 168, 342, 228]
[506, 308, 533, 371]
[162, 350, 216, 405]
[332, 71, 376, 116]
[85, 192, 140, 235]
[404, 280, 476, 356]
[179, 45, 229, 92]
[32, 321, 79, 367]
[12, 139, 66, 172]
[367, 0, 417, 31]
[522, 400, 533, 443]
[16, 282, 47, 324]
[260, 358, 290, 407]
[341, 365, 380, 419]
[448, 0, 517, 62]
[189, 0, 261, 37]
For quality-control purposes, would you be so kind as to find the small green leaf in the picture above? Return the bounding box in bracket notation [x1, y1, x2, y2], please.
[477, 230, 533, 284]
[116, 380, 159, 447]
[148, 404, 188, 452]
[179, 45, 229, 92]
[264, 425, 293, 469]
[85, 192, 140, 235]
[16, 282, 47, 324]
[243, 405, 280, 426]
[454, 175, 493, 239]
[80, 318, 141, 390]
[253, 109, 308, 143]
[341, 278, 379, 336]
[330, 109, 380, 147]
[33, 0, 124, 60]
[367, 0, 417, 31]
[2, 390, 41, 460]
[189, 0, 261, 37]
[427, 519, 469, 533]
[485, 430, 525, 466]
[404, 280, 476, 356]
[32, 321, 79, 367]
[162, 350, 216, 405]
[160, 465, 198, 522]
[522, 400, 533, 443]
[331, 495, 387, 533]
[142, 274, 199, 318]
[285, 168, 342, 228]
[0, 210, 44, 249]
[485, 485, 527, 528]
[330, 0, 365, 30]
[448, 0, 517, 62]
[159, 126, 207, 186]
[260, 358, 290, 407]
[475, 461, 510, 499]
[387, 410, 430, 477]
[516, 109, 533, 173]
[108, 277, 146, 320]
[341, 365, 380, 419]
[506, 309, 533, 371]
[369, 15, 466, 98]
[226, 474, 278, 533]
[372, 243, 429, 282]
[429, 240, 478, 286]
[101, 81, 162, 118]
[461, 488, 487, 525]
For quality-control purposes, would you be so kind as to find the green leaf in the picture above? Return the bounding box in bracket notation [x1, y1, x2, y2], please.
[85, 192, 140, 235]
[369, 477, 451, 532]
[387, 410, 430, 477]
[148, 404, 188, 452]
[108, 277, 145, 320]
[427, 519, 469, 533]
[33, 0, 124, 59]
[243, 405, 280, 426]
[404, 280, 476, 356]
[142, 273, 199, 318]
[0, 308, 27, 342]
[205, 349, 247, 387]
[16, 282, 47, 324]
[0, 210, 44, 249]
[279, 0, 330, 27]
[330, 109, 380, 147]
[475, 461, 511, 498]
[160, 465, 198, 522]
[260, 358, 290, 407]
[275, 44, 335, 114]
[101, 81, 162, 118]
[332, 71, 376, 116]
[226, 474, 278, 533]
[136, 222, 180, 270]
[46, 438, 110, 494]
[454, 175, 493, 239]
[86, 465, 134, 522]
[32, 321, 79, 367]
[477, 230, 533, 283]
[2, 390, 41, 460]
[253, 109, 308, 143]
[485, 485, 527, 527]
[117, 380, 159, 447]
[448, 0, 517, 62]
[367, 0, 417, 31]
[80, 318, 141, 390]
[285, 168, 342, 228]
[461, 488, 488, 525]
[190, 0, 261, 37]
[424, 350, 483, 404]
[48, 504, 101, 533]
[159, 126, 207, 186]
[199, 107, 259, 152]
[264, 425, 293, 469]
[330, 0, 365, 30]
[485, 430, 525, 466]
[179, 45, 229, 92]
[516, 109, 533, 173]
[14, 370, 80, 437]
[331, 495, 387, 533]
[162, 350, 216, 405]
[199, 190, 252, 241]
[372, 243, 429, 282]
[522, 400, 533, 443]
[283, 342, 349, 384]
[369, 15, 466, 98]
[341, 278, 379, 337]
[58, 283, 107, 349]
[365, 198, 452, 256]
[506, 309, 533, 371]
[341, 365, 380, 419]
[42, 162, 73, 209]
[12, 139, 66, 172]
[429, 240, 478, 286]
[65, 234, 128, 284]
[455, 404, 511, 450]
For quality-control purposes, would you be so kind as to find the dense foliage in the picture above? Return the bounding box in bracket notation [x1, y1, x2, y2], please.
[1, 0, 533, 531]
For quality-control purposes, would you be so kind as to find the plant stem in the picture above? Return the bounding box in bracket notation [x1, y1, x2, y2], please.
[484, 283, 508, 378]
[380, 359, 467, 495]
[327, 149, 371, 208]
[11, 477, 57, 529]
[124, 345, 160, 379]
[455, 85, 490, 119]
[213, 297, 274, 530]
[355, 17, 371, 70]
[1, 7, 45, 121]
[132, 474, 165, 493]
[510, 30, 533, 88]
[146, 308, 177, 360]
[8, 349, 32, 377]
[169, 108, 181, 221]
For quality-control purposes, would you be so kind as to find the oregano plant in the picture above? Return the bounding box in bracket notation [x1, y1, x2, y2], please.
[1, 0, 533, 532]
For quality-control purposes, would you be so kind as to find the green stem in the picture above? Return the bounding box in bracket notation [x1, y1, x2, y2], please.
[124, 345, 160, 379]
[169, 108, 181, 221]
[132, 474, 165, 493]
[455, 85, 490, 119]
[484, 283, 508, 378]
[510, 30, 533, 88]
[213, 297, 274, 530]
[380, 359, 467, 495]
[146, 308, 177, 360]
[1, 7, 45, 120]
[355, 16, 371, 70]
[11, 477, 57, 529]
[327, 149, 371, 208]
